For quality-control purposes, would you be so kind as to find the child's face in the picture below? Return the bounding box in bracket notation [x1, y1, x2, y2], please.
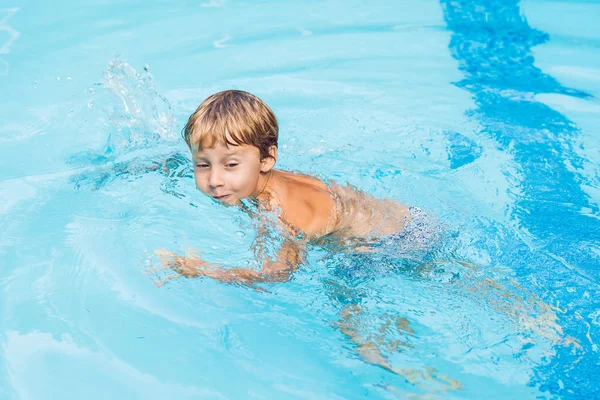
[192, 143, 271, 205]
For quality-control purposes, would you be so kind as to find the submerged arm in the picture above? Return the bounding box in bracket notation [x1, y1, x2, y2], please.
[157, 240, 305, 285]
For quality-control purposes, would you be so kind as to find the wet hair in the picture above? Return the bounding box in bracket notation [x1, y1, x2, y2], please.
[182, 90, 278, 159]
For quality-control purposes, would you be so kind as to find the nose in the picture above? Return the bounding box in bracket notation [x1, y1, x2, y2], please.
[208, 168, 224, 189]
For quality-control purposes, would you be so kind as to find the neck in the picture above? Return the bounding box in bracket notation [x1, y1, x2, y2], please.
[253, 169, 276, 203]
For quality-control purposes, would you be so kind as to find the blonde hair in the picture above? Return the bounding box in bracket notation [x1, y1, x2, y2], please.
[183, 90, 278, 159]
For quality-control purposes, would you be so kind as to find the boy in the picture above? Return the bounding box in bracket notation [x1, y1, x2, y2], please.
[156, 90, 466, 390]
[158, 90, 568, 392]
[158, 90, 415, 284]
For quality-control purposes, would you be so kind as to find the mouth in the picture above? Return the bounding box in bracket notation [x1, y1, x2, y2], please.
[212, 194, 231, 200]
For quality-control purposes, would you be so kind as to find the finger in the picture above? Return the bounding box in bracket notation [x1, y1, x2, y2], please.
[155, 248, 171, 256]
[154, 274, 181, 287]
[184, 247, 201, 259]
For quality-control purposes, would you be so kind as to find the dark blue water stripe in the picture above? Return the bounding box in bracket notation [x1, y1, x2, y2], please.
[440, 0, 599, 397]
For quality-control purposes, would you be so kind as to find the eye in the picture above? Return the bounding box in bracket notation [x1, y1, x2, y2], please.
[226, 162, 239, 168]
[196, 163, 209, 169]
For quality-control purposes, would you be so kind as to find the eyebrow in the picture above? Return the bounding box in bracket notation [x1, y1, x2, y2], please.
[194, 152, 243, 161]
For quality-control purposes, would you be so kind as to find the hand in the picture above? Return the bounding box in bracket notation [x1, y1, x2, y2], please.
[155, 248, 208, 278]
[153, 248, 287, 288]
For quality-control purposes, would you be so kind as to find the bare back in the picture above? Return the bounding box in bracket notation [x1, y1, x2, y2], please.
[262, 170, 410, 242]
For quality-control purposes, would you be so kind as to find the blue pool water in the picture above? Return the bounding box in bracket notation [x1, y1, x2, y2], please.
[1, 0, 599, 398]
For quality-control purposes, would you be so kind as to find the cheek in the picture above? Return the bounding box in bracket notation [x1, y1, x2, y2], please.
[230, 168, 260, 194]
[230, 170, 253, 187]
[194, 171, 207, 192]
[245, 173, 260, 191]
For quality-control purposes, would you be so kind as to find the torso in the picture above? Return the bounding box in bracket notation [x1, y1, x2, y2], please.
[326, 182, 411, 240]
[261, 170, 411, 243]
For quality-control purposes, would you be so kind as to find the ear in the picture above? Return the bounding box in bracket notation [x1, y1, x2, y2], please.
[260, 145, 277, 173]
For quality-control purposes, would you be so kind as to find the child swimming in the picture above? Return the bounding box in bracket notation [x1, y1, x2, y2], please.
[157, 89, 420, 284]
[155, 90, 571, 392]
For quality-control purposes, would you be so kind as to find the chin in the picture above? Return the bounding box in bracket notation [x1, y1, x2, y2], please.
[220, 196, 240, 206]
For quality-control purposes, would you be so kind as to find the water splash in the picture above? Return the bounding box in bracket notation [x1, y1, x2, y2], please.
[102, 57, 176, 155]
[68, 57, 186, 192]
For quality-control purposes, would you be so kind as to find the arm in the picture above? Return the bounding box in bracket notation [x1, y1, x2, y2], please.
[156, 240, 305, 286]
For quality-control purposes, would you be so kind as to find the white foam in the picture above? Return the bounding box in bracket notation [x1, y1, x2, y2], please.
[535, 93, 600, 114]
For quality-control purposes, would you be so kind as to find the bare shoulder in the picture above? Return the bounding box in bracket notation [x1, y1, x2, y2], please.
[276, 170, 329, 191]
[272, 170, 336, 237]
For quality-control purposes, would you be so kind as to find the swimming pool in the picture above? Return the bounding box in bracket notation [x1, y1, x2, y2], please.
[1, 0, 599, 398]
